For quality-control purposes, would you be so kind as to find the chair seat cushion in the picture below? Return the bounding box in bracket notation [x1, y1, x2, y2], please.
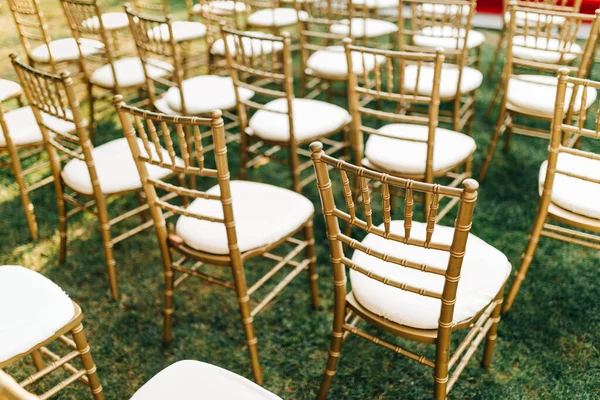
[414, 27, 485, 50]
[61, 137, 180, 195]
[350, 221, 511, 330]
[248, 98, 350, 142]
[148, 21, 207, 42]
[165, 75, 254, 115]
[330, 18, 398, 38]
[82, 12, 129, 31]
[403, 64, 482, 99]
[539, 153, 600, 220]
[0, 265, 74, 363]
[192, 0, 250, 16]
[211, 32, 283, 56]
[512, 36, 581, 63]
[0, 106, 77, 148]
[90, 57, 173, 89]
[30, 38, 104, 63]
[504, 10, 566, 25]
[176, 180, 314, 255]
[306, 45, 385, 79]
[247, 8, 307, 27]
[507, 75, 598, 118]
[351, 0, 397, 8]
[364, 124, 476, 175]
[130, 360, 282, 400]
[0, 79, 21, 102]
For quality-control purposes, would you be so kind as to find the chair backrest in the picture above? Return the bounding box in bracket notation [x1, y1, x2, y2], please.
[190, 0, 249, 30]
[221, 26, 295, 137]
[113, 98, 243, 261]
[502, 0, 583, 15]
[131, 0, 171, 15]
[6, 0, 58, 72]
[345, 40, 445, 186]
[0, 371, 38, 400]
[310, 141, 479, 330]
[505, 2, 600, 79]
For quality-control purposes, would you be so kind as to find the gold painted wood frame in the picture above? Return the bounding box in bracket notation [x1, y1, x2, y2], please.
[503, 69, 600, 312]
[222, 26, 351, 193]
[11, 56, 178, 300]
[479, 3, 600, 181]
[114, 99, 320, 385]
[397, 0, 479, 134]
[0, 302, 103, 400]
[310, 143, 505, 400]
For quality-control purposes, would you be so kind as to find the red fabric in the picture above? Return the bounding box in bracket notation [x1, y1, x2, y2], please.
[476, 0, 600, 15]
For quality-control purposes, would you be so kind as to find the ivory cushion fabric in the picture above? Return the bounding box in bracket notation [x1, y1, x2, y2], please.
[512, 36, 581, 63]
[414, 27, 485, 50]
[330, 18, 398, 38]
[247, 8, 308, 27]
[507, 75, 598, 117]
[176, 180, 314, 255]
[248, 98, 351, 142]
[61, 137, 181, 195]
[306, 45, 385, 79]
[0, 80, 21, 102]
[30, 38, 103, 63]
[0, 265, 74, 363]
[403, 64, 483, 99]
[350, 221, 511, 330]
[90, 57, 173, 89]
[82, 12, 129, 31]
[148, 21, 207, 42]
[192, 0, 249, 15]
[165, 75, 254, 115]
[0, 106, 77, 147]
[130, 360, 282, 400]
[211, 32, 283, 56]
[364, 124, 476, 175]
[539, 153, 600, 220]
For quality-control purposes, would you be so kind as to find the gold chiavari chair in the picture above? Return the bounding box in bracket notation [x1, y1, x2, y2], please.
[295, 0, 397, 100]
[0, 265, 104, 399]
[126, 6, 250, 137]
[503, 69, 600, 312]
[6, 0, 104, 75]
[398, 0, 481, 134]
[478, 4, 600, 181]
[487, 0, 583, 80]
[310, 143, 512, 399]
[114, 98, 320, 385]
[222, 27, 351, 193]
[345, 41, 476, 220]
[11, 55, 181, 300]
[60, 0, 173, 136]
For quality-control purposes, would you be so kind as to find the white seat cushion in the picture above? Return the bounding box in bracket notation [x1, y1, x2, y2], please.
[248, 98, 350, 142]
[247, 8, 308, 27]
[504, 10, 566, 25]
[330, 18, 398, 38]
[82, 12, 129, 31]
[351, 221, 511, 330]
[306, 45, 385, 79]
[148, 21, 207, 42]
[90, 57, 173, 89]
[414, 27, 485, 50]
[403, 64, 483, 99]
[192, 0, 250, 16]
[61, 137, 181, 195]
[165, 75, 254, 115]
[364, 124, 476, 175]
[352, 0, 397, 8]
[211, 32, 283, 56]
[507, 75, 598, 117]
[0, 106, 77, 148]
[418, 3, 470, 16]
[130, 360, 281, 400]
[0, 265, 74, 363]
[176, 180, 314, 255]
[539, 153, 600, 220]
[512, 36, 581, 63]
[0, 79, 21, 102]
[30, 38, 104, 63]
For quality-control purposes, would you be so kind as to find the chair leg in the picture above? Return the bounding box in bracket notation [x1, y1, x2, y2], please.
[8, 146, 38, 240]
[97, 204, 119, 300]
[486, 80, 502, 121]
[163, 250, 175, 343]
[316, 326, 344, 400]
[240, 132, 249, 180]
[289, 141, 301, 194]
[87, 84, 96, 143]
[58, 191, 68, 264]
[71, 324, 104, 400]
[486, 27, 506, 80]
[303, 221, 319, 309]
[503, 123, 513, 154]
[135, 191, 149, 222]
[478, 108, 508, 182]
[482, 290, 504, 369]
[30, 350, 44, 371]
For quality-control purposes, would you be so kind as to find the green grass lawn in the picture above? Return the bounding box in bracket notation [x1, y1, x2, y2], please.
[1, 3, 600, 399]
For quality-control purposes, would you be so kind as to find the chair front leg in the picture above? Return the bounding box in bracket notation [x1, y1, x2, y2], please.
[303, 220, 320, 309]
[71, 323, 104, 400]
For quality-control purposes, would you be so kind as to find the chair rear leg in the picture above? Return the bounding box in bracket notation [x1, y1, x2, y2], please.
[482, 289, 504, 368]
[303, 221, 319, 309]
[97, 204, 119, 300]
[30, 350, 44, 371]
[71, 324, 104, 400]
[478, 108, 508, 182]
[163, 252, 175, 343]
[316, 326, 344, 400]
[9, 147, 38, 240]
